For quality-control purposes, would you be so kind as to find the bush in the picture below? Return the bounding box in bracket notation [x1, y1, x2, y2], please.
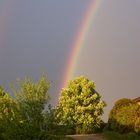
[135, 117, 140, 134]
[108, 98, 140, 133]
[114, 98, 135, 108]
[127, 132, 140, 140]
[103, 131, 140, 140]
[0, 75, 69, 140]
[103, 131, 123, 140]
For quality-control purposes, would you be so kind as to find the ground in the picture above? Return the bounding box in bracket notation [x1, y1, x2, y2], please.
[66, 134, 106, 140]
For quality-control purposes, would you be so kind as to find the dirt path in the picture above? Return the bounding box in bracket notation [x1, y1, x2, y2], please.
[66, 134, 106, 140]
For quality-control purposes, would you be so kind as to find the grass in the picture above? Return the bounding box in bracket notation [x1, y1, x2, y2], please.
[103, 131, 140, 140]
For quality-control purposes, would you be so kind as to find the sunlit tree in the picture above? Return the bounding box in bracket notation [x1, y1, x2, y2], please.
[0, 87, 16, 139]
[57, 76, 106, 134]
[108, 98, 140, 133]
[0, 74, 72, 140]
[12, 74, 51, 139]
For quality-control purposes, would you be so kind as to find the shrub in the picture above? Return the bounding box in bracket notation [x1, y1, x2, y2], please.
[108, 98, 140, 133]
[103, 131, 123, 140]
[135, 117, 140, 134]
[103, 131, 140, 140]
[0, 75, 68, 140]
[127, 132, 140, 140]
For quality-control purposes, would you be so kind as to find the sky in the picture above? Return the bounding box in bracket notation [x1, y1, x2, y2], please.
[0, 0, 140, 121]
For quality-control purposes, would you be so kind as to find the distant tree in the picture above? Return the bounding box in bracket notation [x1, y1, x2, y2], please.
[108, 98, 140, 133]
[57, 76, 106, 134]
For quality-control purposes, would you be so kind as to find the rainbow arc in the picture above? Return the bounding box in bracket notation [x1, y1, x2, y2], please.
[61, 0, 101, 89]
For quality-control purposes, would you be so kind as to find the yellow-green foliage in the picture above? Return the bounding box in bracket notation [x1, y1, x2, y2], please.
[13, 75, 50, 122]
[0, 75, 77, 140]
[108, 98, 140, 133]
[0, 75, 56, 140]
[57, 76, 106, 134]
[0, 87, 15, 120]
[0, 87, 17, 126]
[135, 117, 140, 134]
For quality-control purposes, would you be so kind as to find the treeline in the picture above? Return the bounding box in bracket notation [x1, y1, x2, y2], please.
[0, 75, 105, 140]
[0, 74, 140, 140]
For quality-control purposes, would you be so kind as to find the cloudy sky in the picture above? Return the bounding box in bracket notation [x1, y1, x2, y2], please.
[0, 0, 140, 120]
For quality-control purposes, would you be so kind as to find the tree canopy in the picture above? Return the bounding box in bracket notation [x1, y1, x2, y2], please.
[0, 75, 65, 140]
[57, 76, 106, 134]
[108, 98, 140, 133]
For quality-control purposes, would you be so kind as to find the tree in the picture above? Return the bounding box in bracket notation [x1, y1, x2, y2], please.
[108, 98, 140, 133]
[57, 76, 106, 134]
[135, 117, 140, 134]
[13, 74, 51, 139]
[0, 75, 74, 140]
[0, 87, 16, 140]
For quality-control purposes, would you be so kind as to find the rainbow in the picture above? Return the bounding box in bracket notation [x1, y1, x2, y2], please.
[61, 0, 101, 89]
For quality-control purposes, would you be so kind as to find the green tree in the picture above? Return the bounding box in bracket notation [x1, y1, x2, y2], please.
[12, 75, 51, 140]
[0, 87, 16, 139]
[57, 76, 106, 134]
[108, 98, 140, 133]
[135, 117, 140, 134]
[0, 75, 65, 140]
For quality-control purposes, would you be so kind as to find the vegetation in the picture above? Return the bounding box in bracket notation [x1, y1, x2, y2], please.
[0, 75, 68, 140]
[0, 87, 16, 140]
[56, 76, 106, 134]
[103, 97, 140, 140]
[2, 73, 140, 139]
[108, 98, 140, 133]
[135, 117, 140, 134]
[103, 131, 140, 140]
